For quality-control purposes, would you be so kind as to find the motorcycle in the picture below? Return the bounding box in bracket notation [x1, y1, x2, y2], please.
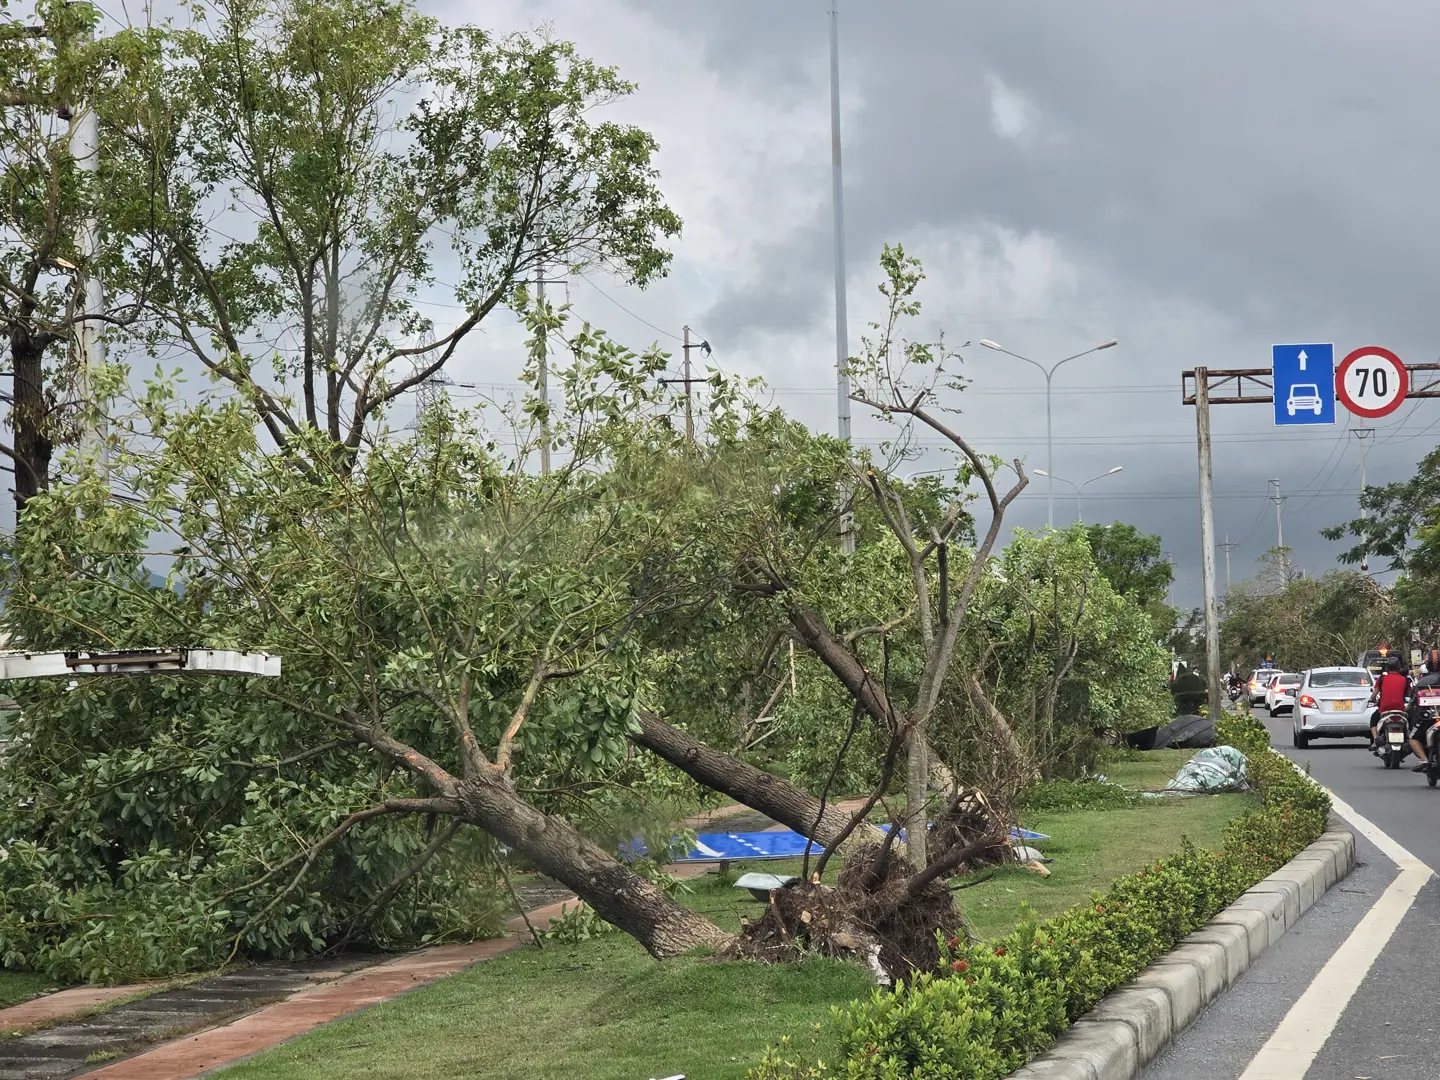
[1418, 687, 1440, 787]
[1375, 710, 1411, 770]
[1227, 682, 1243, 703]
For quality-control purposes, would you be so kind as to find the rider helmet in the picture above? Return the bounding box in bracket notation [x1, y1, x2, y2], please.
[1386, 655, 1405, 673]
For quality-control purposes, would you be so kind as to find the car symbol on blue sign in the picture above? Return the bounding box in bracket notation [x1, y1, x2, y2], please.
[1272, 344, 1335, 426]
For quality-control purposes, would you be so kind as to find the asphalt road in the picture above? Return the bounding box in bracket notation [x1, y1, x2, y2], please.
[1141, 704, 1440, 1080]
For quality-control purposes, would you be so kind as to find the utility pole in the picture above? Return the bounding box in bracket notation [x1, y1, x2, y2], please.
[829, 2, 855, 555]
[1194, 368, 1222, 717]
[532, 261, 566, 475]
[1220, 534, 1238, 593]
[682, 326, 694, 441]
[1355, 428, 1374, 573]
[659, 330, 710, 442]
[1268, 478, 1284, 550]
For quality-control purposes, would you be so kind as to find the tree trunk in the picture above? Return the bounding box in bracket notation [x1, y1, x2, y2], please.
[787, 602, 896, 726]
[928, 744, 957, 798]
[11, 332, 52, 513]
[904, 722, 929, 866]
[631, 711, 885, 847]
[458, 764, 731, 959]
[965, 673, 1039, 790]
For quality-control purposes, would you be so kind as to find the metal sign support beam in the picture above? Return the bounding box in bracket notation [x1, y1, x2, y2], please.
[1181, 359, 1440, 710]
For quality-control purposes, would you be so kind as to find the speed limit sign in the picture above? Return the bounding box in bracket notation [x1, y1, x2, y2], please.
[1337, 346, 1408, 418]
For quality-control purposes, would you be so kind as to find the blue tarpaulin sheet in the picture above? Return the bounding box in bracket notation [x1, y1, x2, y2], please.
[622, 826, 1049, 864]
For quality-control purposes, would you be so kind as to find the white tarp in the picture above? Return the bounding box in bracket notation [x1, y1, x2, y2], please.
[1164, 746, 1250, 794]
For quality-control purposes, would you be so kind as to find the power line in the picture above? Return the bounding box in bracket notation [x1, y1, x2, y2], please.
[574, 276, 688, 343]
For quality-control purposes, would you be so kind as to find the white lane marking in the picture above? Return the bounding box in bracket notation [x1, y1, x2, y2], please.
[1236, 780, 1432, 1080]
[1327, 789, 1416, 868]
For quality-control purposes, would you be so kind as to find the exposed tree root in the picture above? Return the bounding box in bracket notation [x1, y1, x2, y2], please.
[722, 789, 1020, 982]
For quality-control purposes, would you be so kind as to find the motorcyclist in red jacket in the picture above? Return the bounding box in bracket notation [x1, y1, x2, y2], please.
[1371, 656, 1422, 768]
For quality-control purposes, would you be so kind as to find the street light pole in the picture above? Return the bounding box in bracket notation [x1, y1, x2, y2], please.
[1033, 466, 1123, 524]
[979, 338, 1119, 527]
[828, 3, 855, 555]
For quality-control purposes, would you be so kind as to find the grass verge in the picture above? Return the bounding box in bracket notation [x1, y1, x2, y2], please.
[216, 874, 874, 1080]
[0, 973, 63, 1011]
[214, 749, 1252, 1080]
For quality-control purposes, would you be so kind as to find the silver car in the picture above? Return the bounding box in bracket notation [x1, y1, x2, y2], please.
[1292, 667, 1374, 748]
[1265, 672, 1303, 716]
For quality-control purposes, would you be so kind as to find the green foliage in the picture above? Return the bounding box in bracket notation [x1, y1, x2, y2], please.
[1084, 522, 1177, 641]
[1221, 560, 1398, 672]
[1216, 711, 1271, 760]
[1017, 779, 1142, 813]
[1323, 444, 1440, 581]
[107, 0, 680, 454]
[0, 308, 726, 980]
[936, 526, 1173, 787]
[542, 902, 615, 945]
[749, 744, 1329, 1079]
[0, 2, 167, 491]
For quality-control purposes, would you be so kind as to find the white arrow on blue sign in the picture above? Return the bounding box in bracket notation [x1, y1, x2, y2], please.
[1271, 343, 1336, 426]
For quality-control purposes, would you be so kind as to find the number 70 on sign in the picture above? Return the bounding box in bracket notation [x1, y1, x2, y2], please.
[1337, 346, 1408, 419]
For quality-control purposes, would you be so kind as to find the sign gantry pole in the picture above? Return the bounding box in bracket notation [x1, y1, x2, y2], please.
[1193, 367, 1223, 715]
[1182, 344, 1436, 709]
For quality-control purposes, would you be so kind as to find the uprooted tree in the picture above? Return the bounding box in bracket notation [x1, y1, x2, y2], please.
[1, 329, 755, 973]
[786, 245, 1028, 868]
[0, 250, 1087, 984]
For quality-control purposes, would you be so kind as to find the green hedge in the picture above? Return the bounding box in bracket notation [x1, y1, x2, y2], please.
[751, 727, 1328, 1080]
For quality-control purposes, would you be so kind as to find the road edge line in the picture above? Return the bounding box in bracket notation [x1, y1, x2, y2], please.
[1008, 778, 1356, 1079]
[1232, 770, 1431, 1079]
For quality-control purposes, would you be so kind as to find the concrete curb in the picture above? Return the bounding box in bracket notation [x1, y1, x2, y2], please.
[1008, 818, 1357, 1080]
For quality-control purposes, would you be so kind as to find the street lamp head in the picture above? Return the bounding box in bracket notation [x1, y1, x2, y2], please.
[1097, 339, 1119, 350]
[979, 340, 1003, 351]
[1108, 466, 1124, 474]
[1033, 469, 1049, 477]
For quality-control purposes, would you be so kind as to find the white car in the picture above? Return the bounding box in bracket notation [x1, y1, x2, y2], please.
[1292, 667, 1374, 748]
[1248, 669, 1278, 705]
[1264, 672, 1303, 716]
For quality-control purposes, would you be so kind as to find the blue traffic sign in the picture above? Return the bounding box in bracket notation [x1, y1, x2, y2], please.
[1272, 343, 1335, 426]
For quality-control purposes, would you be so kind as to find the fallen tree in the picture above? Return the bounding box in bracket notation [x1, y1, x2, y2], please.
[629, 710, 885, 848]
[0, 248, 1038, 983]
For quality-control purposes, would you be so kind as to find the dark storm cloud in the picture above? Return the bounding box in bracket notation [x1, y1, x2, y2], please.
[629, 0, 1440, 350]
[614, 0, 1440, 608]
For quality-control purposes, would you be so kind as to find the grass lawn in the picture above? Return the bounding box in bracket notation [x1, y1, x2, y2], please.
[962, 750, 1251, 940]
[965, 794, 1251, 939]
[1099, 748, 1205, 791]
[0, 973, 63, 1011]
[219, 748, 1252, 1080]
[218, 870, 874, 1080]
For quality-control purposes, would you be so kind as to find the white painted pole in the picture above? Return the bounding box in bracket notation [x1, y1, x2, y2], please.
[68, 13, 105, 465]
[829, 4, 855, 555]
[1195, 368, 1222, 715]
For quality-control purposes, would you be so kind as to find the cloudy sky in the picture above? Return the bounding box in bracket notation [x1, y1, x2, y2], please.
[21, 0, 1440, 609]
[427, 0, 1440, 609]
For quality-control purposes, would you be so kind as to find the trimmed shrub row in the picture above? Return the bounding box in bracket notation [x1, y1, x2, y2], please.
[752, 717, 1328, 1080]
